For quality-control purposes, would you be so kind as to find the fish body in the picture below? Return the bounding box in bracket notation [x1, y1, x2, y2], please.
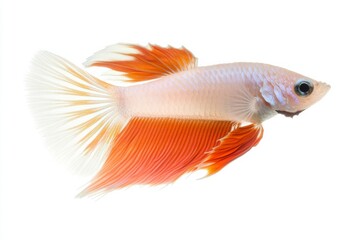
[28, 44, 330, 196]
[122, 63, 273, 123]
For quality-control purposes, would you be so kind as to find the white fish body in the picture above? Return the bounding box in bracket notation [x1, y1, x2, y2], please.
[123, 62, 328, 123]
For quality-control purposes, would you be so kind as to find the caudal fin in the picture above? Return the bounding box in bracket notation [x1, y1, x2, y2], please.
[27, 52, 123, 175]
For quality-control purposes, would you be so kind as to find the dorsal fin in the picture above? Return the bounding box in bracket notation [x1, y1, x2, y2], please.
[84, 44, 197, 82]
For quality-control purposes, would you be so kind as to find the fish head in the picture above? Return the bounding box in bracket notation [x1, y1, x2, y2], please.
[259, 66, 331, 118]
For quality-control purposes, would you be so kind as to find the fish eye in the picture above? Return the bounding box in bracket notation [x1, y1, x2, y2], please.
[295, 80, 313, 96]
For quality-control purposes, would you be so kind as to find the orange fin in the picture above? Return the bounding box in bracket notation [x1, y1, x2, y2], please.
[84, 44, 197, 82]
[201, 123, 264, 176]
[80, 117, 233, 196]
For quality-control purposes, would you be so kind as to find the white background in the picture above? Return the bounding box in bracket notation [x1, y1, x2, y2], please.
[1, 0, 359, 239]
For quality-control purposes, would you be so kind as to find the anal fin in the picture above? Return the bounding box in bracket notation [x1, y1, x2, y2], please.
[80, 118, 263, 196]
[81, 117, 233, 195]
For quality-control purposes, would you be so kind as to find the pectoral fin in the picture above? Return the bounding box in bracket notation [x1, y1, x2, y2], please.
[200, 123, 264, 176]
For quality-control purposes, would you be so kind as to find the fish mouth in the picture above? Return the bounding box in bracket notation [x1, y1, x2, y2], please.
[275, 110, 304, 118]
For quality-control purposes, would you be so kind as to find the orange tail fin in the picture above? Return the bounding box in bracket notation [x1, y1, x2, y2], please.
[80, 118, 263, 196]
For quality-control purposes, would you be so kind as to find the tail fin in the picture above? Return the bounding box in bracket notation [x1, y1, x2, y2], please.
[27, 52, 123, 175]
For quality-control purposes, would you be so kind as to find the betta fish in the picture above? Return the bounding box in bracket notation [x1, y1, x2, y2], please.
[27, 43, 330, 196]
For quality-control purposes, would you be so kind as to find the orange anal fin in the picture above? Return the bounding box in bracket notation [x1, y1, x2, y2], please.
[81, 117, 234, 195]
[201, 124, 264, 176]
[84, 44, 197, 82]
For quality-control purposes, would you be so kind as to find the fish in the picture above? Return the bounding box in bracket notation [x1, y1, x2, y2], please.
[27, 43, 330, 196]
